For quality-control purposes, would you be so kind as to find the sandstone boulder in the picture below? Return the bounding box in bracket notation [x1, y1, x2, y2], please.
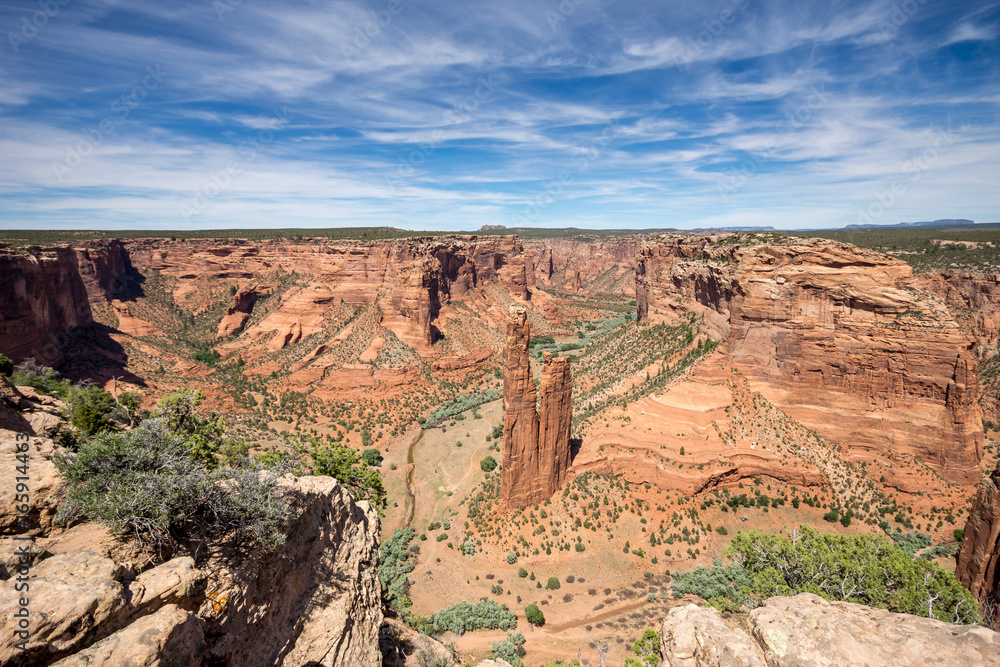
[658, 594, 1000, 667]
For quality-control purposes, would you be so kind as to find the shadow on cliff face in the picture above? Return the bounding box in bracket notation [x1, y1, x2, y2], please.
[58, 323, 147, 388]
[570, 437, 582, 463]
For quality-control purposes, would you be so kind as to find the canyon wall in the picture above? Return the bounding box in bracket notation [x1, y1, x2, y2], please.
[0, 241, 129, 367]
[500, 306, 572, 510]
[524, 237, 640, 295]
[636, 235, 984, 484]
[128, 235, 530, 354]
[956, 462, 1000, 618]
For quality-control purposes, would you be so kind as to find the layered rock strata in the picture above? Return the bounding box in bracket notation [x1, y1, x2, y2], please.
[635, 235, 984, 484]
[956, 462, 1000, 620]
[500, 307, 572, 510]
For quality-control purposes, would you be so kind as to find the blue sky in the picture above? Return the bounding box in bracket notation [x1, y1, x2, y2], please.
[0, 0, 997, 230]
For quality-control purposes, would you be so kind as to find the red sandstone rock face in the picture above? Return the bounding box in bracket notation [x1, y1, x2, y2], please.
[524, 237, 640, 295]
[538, 351, 572, 492]
[956, 463, 1000, 617]
[217, 286, 262, 338]
[635, 235, 984, 484]
[500, 307, 572, 510]
[128, 235, 529, 355]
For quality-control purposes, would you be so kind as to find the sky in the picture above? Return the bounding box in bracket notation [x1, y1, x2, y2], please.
[0, 0, 997, 231]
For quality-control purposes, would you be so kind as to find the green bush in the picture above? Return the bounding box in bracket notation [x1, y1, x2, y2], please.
[719, 527, 980, 623]
[55, 419, 290, 552]
[362, 448, 383, 467]
[480, 455, 498, 473]
[423, 390, 501, 429]
[625, 628, 659, 667]
[506, 552, 517, 564]
[518, 567, 528, 578]
[671, 560, 752, 600]
[887, 529, 932, 556]
[490, 631, 525, 666]
[379, 528, 417, 615]
[309, 443, 386, 512]
[418, 600, 517, 636]
[0, 353, 13, 376]
[546, 576, 561, 590]
[954, 529, 965, 542]
[524, 603, 544, 626]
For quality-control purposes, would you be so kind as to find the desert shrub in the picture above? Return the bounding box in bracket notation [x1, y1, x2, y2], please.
[362, 448, 383, 467]
[418, 600, 517, 636]
[518, 567, 528, 578]
[575, 540, 586, 552]
[546, 576, 561, 590]
[490, 631, 525, 666]
[506, 552, 518, 564]
[192, 348, 221, 366]
[379, 528, 417, 615]
[625, 628, 659, 667]
[0, 353, 13, 376]
[481, 455, 498, 473]
[954, 529, 965, 542]
[524, 603, 544, 626]
[671, 560, 752, 600]
[887, 529, 933, 556]
[55, 419, 290, 552]
[723, 527, 979, 623]
[461, 540, 476, 556]
[309, 443, 386, 512]
[423, 390, 501, 429]
[10, 358, 72, 397]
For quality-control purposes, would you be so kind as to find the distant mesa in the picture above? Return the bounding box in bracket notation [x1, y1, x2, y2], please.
[500, 305, 572, 511]
[479, 224, 507, 231]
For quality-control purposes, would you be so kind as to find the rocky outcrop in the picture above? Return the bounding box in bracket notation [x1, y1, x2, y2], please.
[659, 594, 1000, 667]
[500, 307, 572, 510]
[500, 306, 540, 510]
[538, 351, 572, 492]
[956, 462, 1000, 620]
[217, 286, 261, 338]
[635, 235, 985, 484]
[0, 430, 382, 667]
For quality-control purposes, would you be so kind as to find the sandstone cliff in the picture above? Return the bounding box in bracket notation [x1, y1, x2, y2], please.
[956, 462, 1000, 622]
[635, 235, 984, 484]
[524, 236, 639, 295]
[500, 306, 572, 510]
[0, 241, 133, 368]
[659, 593, 1000, 666]
[128, 235, 530, 354]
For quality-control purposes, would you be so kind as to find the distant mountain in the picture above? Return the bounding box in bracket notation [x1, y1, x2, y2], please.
[844, 219, 974, 230]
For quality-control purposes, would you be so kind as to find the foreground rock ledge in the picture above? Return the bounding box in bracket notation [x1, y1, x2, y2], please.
[659, 593, 1000, 667]
[0, 474, 381, 667]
